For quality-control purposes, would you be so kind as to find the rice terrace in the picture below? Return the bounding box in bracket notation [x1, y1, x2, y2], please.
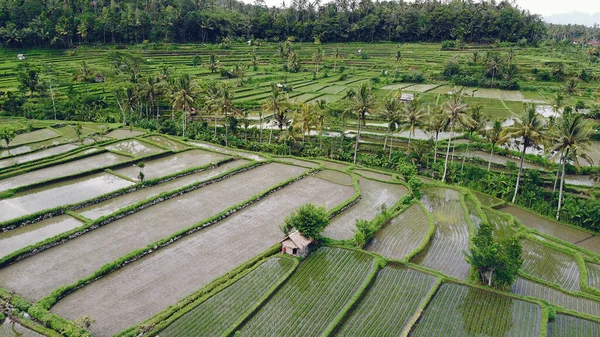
[3, 0, 600, 336]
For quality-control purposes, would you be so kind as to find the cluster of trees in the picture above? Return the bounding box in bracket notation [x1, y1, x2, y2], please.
[0, 0, 546, 46]
[444, 49, 520, 89]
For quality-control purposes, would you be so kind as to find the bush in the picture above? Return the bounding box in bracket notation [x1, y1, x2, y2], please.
[283, 204, 329, 240]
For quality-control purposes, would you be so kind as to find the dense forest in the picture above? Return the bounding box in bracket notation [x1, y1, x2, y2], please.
[0, 0, 547, 46]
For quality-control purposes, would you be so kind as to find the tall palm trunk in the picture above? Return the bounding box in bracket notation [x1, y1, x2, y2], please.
[433, 132, 439, 164]
[553, 151, 563, 193]
[353, 116, 361, 164]
[512, 143, 528, 203]
[487, 144, 495, 172]
[214, 114, 218, 137]
[407, 129, 412, 153]
[442, 120, 455, 182]
[259, 115, 263, 143]
[556, 148, 569, 220]
[268, 128, 273, 145]
[389, 135, 393, 161]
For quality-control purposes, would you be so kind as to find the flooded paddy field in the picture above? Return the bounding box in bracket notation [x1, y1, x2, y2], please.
[366, 204, 430, 260]
[324, 177, 408, 240]
[0, 163, 306, 301]
[0, 128, 60, 148]
[512, 277, 600, 317]
[188, 141, 266, 161]
[77, 160, 249, 219]
[0, 137, 70, 157]
[521, 239, 581, 292]
[415, 187, 471, 280]
[144, 135, 189, 151]
[105, 129, 145, 139]
[105, 139, 164, 157]
[576, 236, 600, 255]
[0, 318, 44, 337]
[50, 176, 355, 337]
[0, 215, 83, 259]
[0, 144, 78, 169]
[353, 168, 396, 182]
[0, 173, 134, 222]
[275, 157, 321, 168]
[113, 149, 228, 180]
[0, 152, 130, 192]
[318, 160, 349, 171]
[473, 191, 503, 207]
[500, 205, 592, 244]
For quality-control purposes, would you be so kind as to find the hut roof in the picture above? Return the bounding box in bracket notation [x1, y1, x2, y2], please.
[282, 231, 312, 249]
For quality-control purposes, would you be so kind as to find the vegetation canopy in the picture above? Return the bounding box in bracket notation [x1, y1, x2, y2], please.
[283, 203, 330, 240]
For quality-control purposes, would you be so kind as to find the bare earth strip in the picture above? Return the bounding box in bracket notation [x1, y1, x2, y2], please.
[366, 204, 430, 260]
[51, 176, 355, 337]
[113, 149, 229, 181]
[415, 188, 471, 280]
[0, 173, 134, 222]
[76, 160, 249, 219]
[0, 215, 83, 259]
[324, 178, 407, 240]
[0, 152, 130, 192]
[0, 163, 306, 301]
[0, 144, 78, 169]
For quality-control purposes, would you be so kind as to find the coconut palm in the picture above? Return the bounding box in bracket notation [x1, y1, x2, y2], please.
[333, 47, 341, 72]
[262, 85, 290, 144]
[400, 92, 427, 153]
[279, 124, 301, 155]
[550, 113, 593, 220]
[426, 105, 448, 164]
[441, 89, 474, 182]
[551, 93, 565, 115]
[171, 73, 200, 137]
[502, 104, 547, 203]
[351, 82, 376, 164]
[313, 47, 323, 78]
[381, 93, 402, 160]
[461, 105, 488, 171]
[215, 84, 239, 147]
[485, 119, 508, 172]
[296, 103, 317, 142]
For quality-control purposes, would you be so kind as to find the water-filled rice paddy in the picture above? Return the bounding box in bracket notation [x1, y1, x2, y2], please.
[0, 137, 70, 157]
[105, 139, 164, 157]
[500, 205, 592, 244]
[0, 173, 134, 222]
[520, 239, 581, 292]
[0, 144, 78, 169]
[0, 318, 44, 337]
[188, 141, 265, 161]
[0, 163, 306, 301]
[113, 149, 228, 180]
[76, 160, 249, 219]
[144, 135, 189, 151]
[547, 314, 600, 337]
[324, 177, 407, 240]
[50, 177, 355, 336]
[415, 188, 471, 280]
[105, 129, 145, 139]
[0, 152, 130, 192]
[0, 128, 60, 148]
[366, 204, 430, 260]
[0, 215, 83, 259]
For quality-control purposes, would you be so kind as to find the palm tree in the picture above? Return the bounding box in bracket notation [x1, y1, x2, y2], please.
[426, 105, 448, 164]
[313, 47, 323, 78]
[262, 85, 290, 144]
[441, 89, 474, 182]
[401, 92, 427, 153]
[502, 104, 547, 203]
[351, 82, 376, 164]
[333, 47, 341, 72]
[462, 105, 487, 171]
[485, 119, 508, 172]
[296, 103, 318, 142]
[171, 74, 200, 137]
[486, 53, 503, 83]
[215, 84, 239, 147]
[279, 124, 300, 155]
[550, 113, 593, 220]
[552, 93, 565, 114]
[205, 81, 221, 137]
[381, 94, 402, 160]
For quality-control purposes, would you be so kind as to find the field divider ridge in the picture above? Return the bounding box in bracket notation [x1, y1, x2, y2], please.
[403, 200, 436, 263]
[399, 277, 444, 337]
[0, 158, 246, 267]
[321, 256, 386, 337]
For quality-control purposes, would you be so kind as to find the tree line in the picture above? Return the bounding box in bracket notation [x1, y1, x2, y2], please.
[0, 0, 547, 47]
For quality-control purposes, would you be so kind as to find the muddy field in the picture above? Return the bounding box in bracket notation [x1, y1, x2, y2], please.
[0, 173, 134, 222]
[0, 152, 130, 191]
[77, 160, 249, 219]
[105, 139, 164, 157]
[0, 163, 306, 300]
[51, 176, 355, 336]
[113, 149, 228, 180]
[0, 144, 78, 169]
[324, 178, 407, 240]
[0, 215, 83, 258]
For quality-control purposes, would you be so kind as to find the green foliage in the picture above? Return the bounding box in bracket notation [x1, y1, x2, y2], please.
[283, 203, 329, 240]
[0, 125, 17, 147]
[465, 222, 523, 289]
